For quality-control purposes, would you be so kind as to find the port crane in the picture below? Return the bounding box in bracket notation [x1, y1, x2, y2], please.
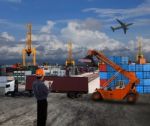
[65, 42, 75, 66]
[22, 24, 36, 66]
[85, 50, 139, 103]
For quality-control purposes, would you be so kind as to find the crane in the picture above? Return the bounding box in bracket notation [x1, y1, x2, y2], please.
[85, 50, 140, 103]
[65, 42, 75, 66]
[22, 24, 36, 66]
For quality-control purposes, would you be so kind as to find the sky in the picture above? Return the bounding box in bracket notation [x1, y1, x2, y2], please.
[0, 0, 150, 64]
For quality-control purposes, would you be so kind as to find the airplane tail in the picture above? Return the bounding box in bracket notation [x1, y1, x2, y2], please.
[111, 26, 115, 32]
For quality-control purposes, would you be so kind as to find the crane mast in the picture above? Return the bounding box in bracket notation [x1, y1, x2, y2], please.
[65, 42, 75, 66]
[26, 24, 32, 56]
[22, 24, 36, 66]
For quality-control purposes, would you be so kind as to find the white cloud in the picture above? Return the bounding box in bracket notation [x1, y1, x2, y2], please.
[0, 32, 15, 41]
[40, 21, 55, 33]
[0, 19, 150, 61]
[61, 21, 123, 51]
[83, 0, 150, 22]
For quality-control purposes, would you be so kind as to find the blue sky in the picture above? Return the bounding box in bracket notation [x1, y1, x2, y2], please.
[0, 0, 150, 64]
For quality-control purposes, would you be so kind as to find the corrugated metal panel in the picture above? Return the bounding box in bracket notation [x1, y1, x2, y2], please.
[143, 79, 150, 85]
[128, 64, 136, 71]
[139, 79, 144, 85]
[26, 75, 88, 93]
[136, 64, 143, 71]
[143, 64, 150, 71]
[143, 72, 150, 79]
[121, 57, 129, 64]
[143, 86, 150, 93]
[136, 85, 144, 93]
[99, 64, 107, 72]
[99, 72, 107, 79]
[136, 72, 143, 79]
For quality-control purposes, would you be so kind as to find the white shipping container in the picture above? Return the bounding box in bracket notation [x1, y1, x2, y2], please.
[25, 71, 32, 75]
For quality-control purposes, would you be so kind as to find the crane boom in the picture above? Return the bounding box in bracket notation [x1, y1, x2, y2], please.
[87, 50, 139, 86]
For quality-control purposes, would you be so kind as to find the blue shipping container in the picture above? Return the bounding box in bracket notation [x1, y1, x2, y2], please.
[107, 65, 115, 72]
[99, 72, 107, 79]
[136, 85, 144, 93]
[120, 64, 129, 71]
[143, 86, 150, 93]
[143, 79, 150, 85]
[143, 64, 150, 71]
[128, 64, 136, 71]
[143, 72, 150, 79]
[138, 79, 144, 85]
[136, 64, 143, 71]
[136, 72, 143, 79]
[121, 57, 129, 64]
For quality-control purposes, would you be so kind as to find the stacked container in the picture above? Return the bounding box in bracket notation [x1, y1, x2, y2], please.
[99, 56, 150, 93]
[13, 70, 32, 83]
[99, 64, 107, 87]
[0, 65, 6, 76]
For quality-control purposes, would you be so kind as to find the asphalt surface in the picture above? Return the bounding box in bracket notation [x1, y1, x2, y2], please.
[0, 93, 150, 126]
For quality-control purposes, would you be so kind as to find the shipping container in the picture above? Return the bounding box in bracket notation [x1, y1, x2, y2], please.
[143, 86, 150, 93]
[121, 57, 129, 64]
[120, 64, 128, 71]
[99, 64, 107, 72]
[99, 72, 107, 79]
[136, 64, 143, 71]
[136, 72, 143, 79]
[143, 64, 150, 71]
[136, 85, 144, 93]
[100, 79, 107, 87]
[26, 76, 88, 94]
[143, 79, 150, 85]
[128, 64, 136, 71]
[143, 72, 150, 79]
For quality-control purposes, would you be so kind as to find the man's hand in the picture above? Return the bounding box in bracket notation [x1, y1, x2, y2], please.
[44, 80, 53, 89]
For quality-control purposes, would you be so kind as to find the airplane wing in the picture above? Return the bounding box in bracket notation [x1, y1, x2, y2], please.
[126, 23, 133, 27]
[116, 19, 124, 26]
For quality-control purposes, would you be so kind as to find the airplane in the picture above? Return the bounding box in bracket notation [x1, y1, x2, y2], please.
[111, 19, 133, 34]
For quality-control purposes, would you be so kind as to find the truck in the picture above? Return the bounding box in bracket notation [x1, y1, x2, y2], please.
[0, 76, 18, 96]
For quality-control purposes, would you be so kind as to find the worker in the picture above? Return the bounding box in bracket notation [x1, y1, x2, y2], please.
[32, 68, 49, 126]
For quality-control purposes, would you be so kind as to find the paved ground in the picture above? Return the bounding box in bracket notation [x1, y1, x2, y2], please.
[0, 93, 150, 126]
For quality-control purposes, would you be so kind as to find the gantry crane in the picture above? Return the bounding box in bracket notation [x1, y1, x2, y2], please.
[65, 42, 75, 66]
[22, 24, 36, 66]
[136, 38, 146, 64]
[85, 50, 139, 103]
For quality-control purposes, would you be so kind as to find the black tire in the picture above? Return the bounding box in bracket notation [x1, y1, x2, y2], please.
[92, 92, 102, 101]
[11, 92, 15, 97]
[67, 92, 76, 99]
[127, 93, 137, 104]
[75, 93, 82, 98]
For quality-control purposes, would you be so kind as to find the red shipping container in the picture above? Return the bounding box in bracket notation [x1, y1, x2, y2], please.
[100, 79, 108, 87]
[99, 64, 107, 72]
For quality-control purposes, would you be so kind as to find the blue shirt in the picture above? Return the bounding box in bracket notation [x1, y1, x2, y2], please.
[32, 79, 49, 101]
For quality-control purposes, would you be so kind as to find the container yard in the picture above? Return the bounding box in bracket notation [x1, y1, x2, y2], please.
[0, 0, 150, 126]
